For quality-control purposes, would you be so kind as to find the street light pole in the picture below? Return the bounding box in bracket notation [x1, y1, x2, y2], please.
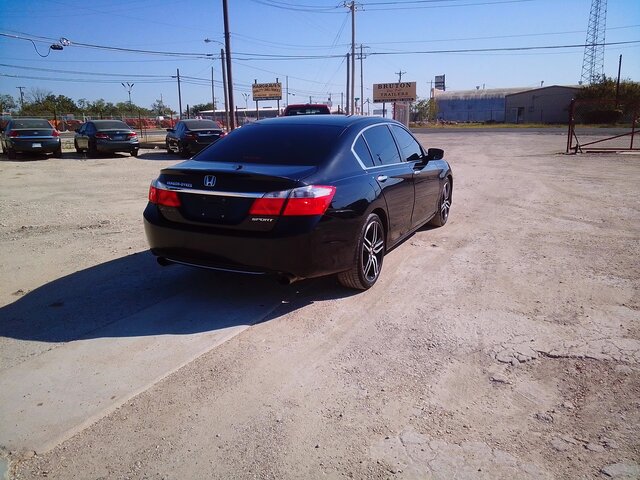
[121, 82, 134, 112]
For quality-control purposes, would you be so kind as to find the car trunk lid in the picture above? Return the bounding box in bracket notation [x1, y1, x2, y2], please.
[156, 160, 318, 231]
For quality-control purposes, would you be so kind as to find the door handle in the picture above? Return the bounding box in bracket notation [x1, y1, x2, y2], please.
[377, 175, 388, 182]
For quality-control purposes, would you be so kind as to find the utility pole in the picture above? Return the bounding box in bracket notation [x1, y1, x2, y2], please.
[276, 77, 280, 113]
[359, 44, 364, 116]
[348, 2, 356, 116]
[221, 49, 229, 130]
[176, 69, 183, 119]
[615, 54, 622, 107]
[16, 86, 25, 110]
[396, 70, 406, 82]
[211, 66, 216, 121]
[222, 0, 236, 129]
[121, 82, 134, 113]
[346, 53, 350, 115]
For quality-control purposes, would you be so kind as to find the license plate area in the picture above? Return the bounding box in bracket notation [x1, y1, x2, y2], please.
[180, 194, 253, 225]
[32, 143, 42, 148]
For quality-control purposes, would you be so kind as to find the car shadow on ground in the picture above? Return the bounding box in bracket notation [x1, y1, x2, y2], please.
[0, 251, 356, 343]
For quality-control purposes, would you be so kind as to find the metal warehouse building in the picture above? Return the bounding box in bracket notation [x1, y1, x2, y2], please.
[505, 85, 581, 124]
[434, 85, 581, 124]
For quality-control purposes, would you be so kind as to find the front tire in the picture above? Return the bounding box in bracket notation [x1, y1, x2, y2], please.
[338, 213, 385, 290]
[429, 178, 451, 227]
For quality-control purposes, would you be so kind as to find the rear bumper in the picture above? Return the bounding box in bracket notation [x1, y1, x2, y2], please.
[143, 203, 357, 279]
[7, 138, 60, 153]
[96, 140, 139, 153]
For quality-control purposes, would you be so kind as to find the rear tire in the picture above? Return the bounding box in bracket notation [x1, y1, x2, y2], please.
[178, 142, 190, 158]
[131, 148, 139, 157]
[88, 141, 97, 158]
[429, 178, 451, 227]
[337, 213, 385, 290]
[7, 148, 16, 159]
[53, 146, 63, 158]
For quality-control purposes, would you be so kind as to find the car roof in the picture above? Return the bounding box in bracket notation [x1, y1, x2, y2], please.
[254, 115, 401, 130]
[181, 119, 217, 124]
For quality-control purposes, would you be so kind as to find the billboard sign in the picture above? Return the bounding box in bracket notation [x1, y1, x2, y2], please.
[372, 82, 417, 103]
[435, 75, 446, 91]
[252, 83, 282, 101]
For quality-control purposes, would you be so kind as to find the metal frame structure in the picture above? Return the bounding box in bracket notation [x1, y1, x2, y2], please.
[580, 0, 607, 85]
[566, 98, 638, 153]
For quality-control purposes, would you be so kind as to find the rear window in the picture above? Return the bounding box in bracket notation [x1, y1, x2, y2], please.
[195, 123, 342, 166]
[11, 119, 52, 129]
[183, 120, 220, 130]
[284, 106, 330, 116]
[94, 121, 129, 130]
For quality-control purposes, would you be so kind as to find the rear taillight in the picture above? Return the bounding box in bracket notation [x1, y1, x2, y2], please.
[249, 186, 335, 217]
[52, 130, 60, 137]
[127, 132, 137, 138]
[8, 130, 19, 137]
[95, 132, 109, 139]
[148, 183, 181, 207]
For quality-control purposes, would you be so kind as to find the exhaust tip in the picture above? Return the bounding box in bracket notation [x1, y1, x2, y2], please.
[277, 274, 300, 285]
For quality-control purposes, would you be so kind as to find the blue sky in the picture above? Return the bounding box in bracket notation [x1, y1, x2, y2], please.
[1, 0, 638, 113]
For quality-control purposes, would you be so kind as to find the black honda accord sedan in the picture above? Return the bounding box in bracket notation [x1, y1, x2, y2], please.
[144, 115, 452, 290]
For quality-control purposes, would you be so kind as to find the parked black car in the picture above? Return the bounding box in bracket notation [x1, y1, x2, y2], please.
[1, 118, 62, 159]
[144, 115, 452, 290]
[165, 119, 225, 158]
[74, 120, 139, 157]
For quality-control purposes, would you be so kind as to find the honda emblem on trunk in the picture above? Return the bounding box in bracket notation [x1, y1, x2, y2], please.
[204, 175, 217, 187]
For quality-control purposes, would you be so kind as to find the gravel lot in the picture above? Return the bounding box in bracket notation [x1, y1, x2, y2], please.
[1, 131, 638, 479]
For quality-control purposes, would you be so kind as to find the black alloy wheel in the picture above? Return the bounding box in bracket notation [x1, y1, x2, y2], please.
[429, 178, 451, 227]
[338, 213, 385, 290]
[165, 141, 172, 154]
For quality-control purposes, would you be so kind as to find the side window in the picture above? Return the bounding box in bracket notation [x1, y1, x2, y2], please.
[390, 125, 424, 162]
[361, 125, 401, 166]
[353, 135, 375, 168]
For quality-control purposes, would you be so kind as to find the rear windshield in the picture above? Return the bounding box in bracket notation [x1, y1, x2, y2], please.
[183, 120, 220, 130]
[94, 121, 129, 130]
[195, 123, 342, 166]
[284, 106, 330, 116]
[10, 119, 52, 129]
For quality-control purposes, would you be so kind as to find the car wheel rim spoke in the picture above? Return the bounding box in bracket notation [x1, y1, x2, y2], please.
[441, 183, 451, 220]
[362, 221, 384, 282]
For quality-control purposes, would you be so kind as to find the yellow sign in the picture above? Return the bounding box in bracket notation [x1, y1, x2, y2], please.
[373, 82, 417, 103]
[252, 83, 282, 101]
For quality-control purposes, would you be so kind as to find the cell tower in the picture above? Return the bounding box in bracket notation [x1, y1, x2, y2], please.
[580, 0, 607, 85]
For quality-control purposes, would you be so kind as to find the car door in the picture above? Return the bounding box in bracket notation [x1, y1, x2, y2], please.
[169, 122, 183, 148]
[389, 125, 441, 228]
[76, 123, 90, 150]
[361, 124, 415, 244]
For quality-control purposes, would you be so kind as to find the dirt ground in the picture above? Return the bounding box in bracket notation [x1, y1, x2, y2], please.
[1, 131, 639, 479]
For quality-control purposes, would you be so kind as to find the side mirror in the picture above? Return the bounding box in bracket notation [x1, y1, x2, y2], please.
[426, 148, 444, 161]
